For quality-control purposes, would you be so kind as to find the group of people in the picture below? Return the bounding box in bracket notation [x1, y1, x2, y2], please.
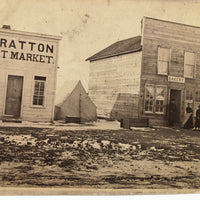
[168, 100, 200, 130]
[184, 103, 200, 130]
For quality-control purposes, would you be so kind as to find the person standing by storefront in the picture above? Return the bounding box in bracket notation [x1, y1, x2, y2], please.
[168, 99, 177, 126]
[183, 103, 193, 129]
[195, 105, 200, 131]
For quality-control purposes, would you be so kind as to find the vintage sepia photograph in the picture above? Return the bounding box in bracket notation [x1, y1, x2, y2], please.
[0, 0, 200, 196]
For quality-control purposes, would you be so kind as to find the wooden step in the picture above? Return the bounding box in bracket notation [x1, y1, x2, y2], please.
[2, 115, 22, 123]
[120, 118, 149, 129]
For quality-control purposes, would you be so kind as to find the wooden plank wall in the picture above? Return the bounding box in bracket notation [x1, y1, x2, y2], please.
[88, 51, 142, 120]
[140, 17, 200, 126]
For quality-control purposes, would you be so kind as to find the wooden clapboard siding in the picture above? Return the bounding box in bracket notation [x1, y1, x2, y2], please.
[149, 117, 167, 127]
[142, 18, 200, 77]
[140, 17, 200, 125]
[88, 51, 142, 119]
[0, 29, 60, 122]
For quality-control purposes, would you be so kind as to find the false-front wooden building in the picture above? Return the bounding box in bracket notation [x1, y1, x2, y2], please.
[86, 17, 200, 126]
[0, 26, 61, 122]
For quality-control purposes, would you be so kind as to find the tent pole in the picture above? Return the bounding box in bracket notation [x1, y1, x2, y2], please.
[79, 92, 81, 123]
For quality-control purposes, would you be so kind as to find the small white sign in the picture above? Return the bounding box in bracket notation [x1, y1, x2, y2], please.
[168, 75, 185, 83]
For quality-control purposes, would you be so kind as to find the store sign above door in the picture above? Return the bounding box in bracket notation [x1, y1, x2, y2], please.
[168, 76, 185, 83]
[0, 38, 54, 64]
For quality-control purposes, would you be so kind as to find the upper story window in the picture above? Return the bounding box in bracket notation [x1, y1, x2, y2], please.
[157, 47, 170, 75]
[33, 76, 46, 106]
[184, 52, 195, 78]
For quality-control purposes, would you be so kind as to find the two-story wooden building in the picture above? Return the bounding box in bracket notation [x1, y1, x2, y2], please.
[86, 17, 200, 126]
[0, 26, 61, 122]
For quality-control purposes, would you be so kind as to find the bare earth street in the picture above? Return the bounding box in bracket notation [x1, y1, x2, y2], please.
[0, 123, 200, 190]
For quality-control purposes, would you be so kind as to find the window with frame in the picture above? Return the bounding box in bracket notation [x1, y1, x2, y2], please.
[184, 52, 195, 78]
[195, 91, 200, 102]
[33, 76, 46, 106]
[186, 90, 193, 101]
[155, 87, 165, 113]
[157, 47, 170, 75]
[144, 86, 154, 112]
[144, 85, 166, 114]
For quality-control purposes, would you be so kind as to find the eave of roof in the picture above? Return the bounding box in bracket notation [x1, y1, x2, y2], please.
[86, 35, 142, 62]
[87, 47, 142, 62]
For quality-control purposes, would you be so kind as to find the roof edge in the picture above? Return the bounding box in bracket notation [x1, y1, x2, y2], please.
[86, 47, 142, 62]
[143, 16, 200, 30]
[0, 28, 62, 40]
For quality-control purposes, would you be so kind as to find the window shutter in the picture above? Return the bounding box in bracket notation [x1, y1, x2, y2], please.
[184, 52, 195, 78]
[185, 52, 195, 65]
[158, 47, 170, 61]
[157, 47, 170, 75]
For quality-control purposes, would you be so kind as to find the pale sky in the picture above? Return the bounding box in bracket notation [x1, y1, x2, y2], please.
[1, 0, 200, 94]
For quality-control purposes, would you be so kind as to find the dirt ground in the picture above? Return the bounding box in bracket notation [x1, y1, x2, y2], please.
[0, 123, 200, 190]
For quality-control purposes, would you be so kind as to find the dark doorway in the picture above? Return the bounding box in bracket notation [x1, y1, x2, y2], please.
[5, 75, 23, 117]
[170, 89, 181, 123]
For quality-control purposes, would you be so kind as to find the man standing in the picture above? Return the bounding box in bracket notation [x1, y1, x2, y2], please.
[195, 105, 200, 131]
[183, 103, 193, 129]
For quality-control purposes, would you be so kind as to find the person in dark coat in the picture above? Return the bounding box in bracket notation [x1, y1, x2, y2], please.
[183, 103, 193, 129]
[195, 105, 200, 131]
[168, 99, 177, 126]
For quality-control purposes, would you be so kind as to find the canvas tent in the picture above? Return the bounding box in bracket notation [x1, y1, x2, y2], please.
[54, 80, 97, 123]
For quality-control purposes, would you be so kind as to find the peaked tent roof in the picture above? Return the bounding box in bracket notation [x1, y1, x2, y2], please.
[55, 80, 80, 106]
[86, 35, 142, 61]
[55, 80, 94, 108]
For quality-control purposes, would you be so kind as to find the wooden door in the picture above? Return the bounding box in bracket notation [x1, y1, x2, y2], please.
[170, 89, 181, 122]
[5, 75, 23, 117]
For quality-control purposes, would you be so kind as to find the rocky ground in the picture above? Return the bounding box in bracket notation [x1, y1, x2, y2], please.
[0, 125, 200, 189]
